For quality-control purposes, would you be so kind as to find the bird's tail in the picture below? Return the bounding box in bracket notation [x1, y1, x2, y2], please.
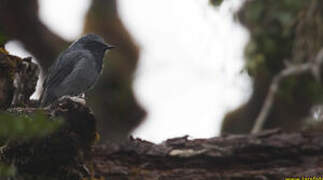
[39, 89, 56, 107]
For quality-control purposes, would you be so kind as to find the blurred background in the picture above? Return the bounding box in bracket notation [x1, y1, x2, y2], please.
[1, 0, 323, 143]
[4, 0, 251, 143]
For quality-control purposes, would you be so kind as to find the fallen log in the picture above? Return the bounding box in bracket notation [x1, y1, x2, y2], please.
[2, 98, 323, 179]
[92, 129, 323, 179]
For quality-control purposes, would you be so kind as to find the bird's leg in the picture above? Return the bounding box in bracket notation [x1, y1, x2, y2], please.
[74, 93, 86, 99]
[81, 93, 90, 101]
[68, 94, 86, 105]
[77, 93, 87, 99]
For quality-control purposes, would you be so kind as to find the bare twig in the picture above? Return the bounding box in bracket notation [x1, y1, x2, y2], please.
[251, 48, 323, 133]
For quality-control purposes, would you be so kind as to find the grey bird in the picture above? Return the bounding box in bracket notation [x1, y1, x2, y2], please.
[40, 33, 114, 107]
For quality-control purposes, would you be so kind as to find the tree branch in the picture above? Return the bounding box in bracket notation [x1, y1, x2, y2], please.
[252, 49, 323, 133]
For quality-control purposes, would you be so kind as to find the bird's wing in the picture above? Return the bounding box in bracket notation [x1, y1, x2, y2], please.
[40, 50, 96, 107]
[42, 51, 65, 89]
[55, 55, 98, 96]
[43, 50, 91, 90]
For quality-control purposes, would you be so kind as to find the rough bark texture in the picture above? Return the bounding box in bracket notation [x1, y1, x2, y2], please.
[1, 1, 323, 179]
[91, 129, 323, 179]
[0, 47, 39, 109]
[2, 88, 323, 179]
[0, 47, 15, 109]
[1, 49, 322, 180]
[2, 98, 97, 180]
[2, 96, 323, 179]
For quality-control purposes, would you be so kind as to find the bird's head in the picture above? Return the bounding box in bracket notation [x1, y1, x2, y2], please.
[71, 33, 115, 52]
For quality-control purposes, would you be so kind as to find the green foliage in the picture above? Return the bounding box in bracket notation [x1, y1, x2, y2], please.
[242, 0, 308, 76]
[0, 163, 16, 177]
[0, 26, 7, 45]
[0, 111, 63, 178]
[210, 0, 223, 7]
[240, 0, 323, 102]
[280, 75, 323, 104]
[0, 111, 63, 141]
[245, 40, 267, 76]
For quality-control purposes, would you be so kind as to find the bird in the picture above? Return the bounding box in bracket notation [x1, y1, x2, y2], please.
[40, 33, 114, 107]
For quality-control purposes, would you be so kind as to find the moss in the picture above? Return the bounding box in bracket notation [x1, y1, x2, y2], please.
[221, 0, 323, 133]
[210, 0, 223, 7]
[0, 26, 8, 45]
[241, 0, 308, 76]
[240, 0, 323, 102]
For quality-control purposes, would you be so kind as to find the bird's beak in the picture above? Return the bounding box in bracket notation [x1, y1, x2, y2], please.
[107, 45, 115, 49]
[105, 44, 115, 50]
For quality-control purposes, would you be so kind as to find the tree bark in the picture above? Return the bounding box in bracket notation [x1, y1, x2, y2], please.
[2, 98, 323, 179]
[91, 129, 323, 179]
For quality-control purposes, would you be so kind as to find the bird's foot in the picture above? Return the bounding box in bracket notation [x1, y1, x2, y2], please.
[69, 96, 87, 105]
[59, 96, 87, 106]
